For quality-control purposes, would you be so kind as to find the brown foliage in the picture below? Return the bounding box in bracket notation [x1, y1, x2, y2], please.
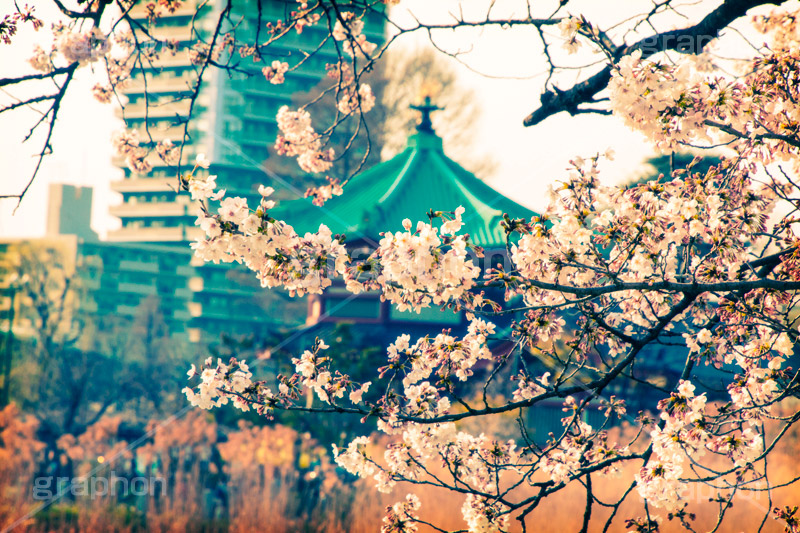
[1, 403, 800, 532]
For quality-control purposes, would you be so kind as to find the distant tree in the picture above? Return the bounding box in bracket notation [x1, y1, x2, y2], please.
[265, 48, 496, 196]
[2, 244, 113, 439]
[108, 296, 191, 417]
[376, 48, 496, 178]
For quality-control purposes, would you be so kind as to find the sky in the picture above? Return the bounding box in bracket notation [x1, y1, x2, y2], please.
[0, 0, 787, 239]
[0, 1, 120, 239]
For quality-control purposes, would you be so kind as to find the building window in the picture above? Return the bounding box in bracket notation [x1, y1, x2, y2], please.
[324, 297, 380, 319]
[389, 305, 461, 325]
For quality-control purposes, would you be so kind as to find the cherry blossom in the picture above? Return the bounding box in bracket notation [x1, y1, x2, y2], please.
[262, 60, 289, 84]
[10, 2, 800, 531]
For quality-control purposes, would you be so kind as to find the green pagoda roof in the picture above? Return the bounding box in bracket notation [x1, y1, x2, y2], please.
[272, 101, 537, 248]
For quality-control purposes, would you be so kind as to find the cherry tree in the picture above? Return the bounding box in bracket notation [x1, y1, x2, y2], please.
[4, 0, 800, 531]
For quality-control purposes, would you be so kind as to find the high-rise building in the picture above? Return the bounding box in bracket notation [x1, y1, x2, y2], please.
[46, 184, 98, 242]
[108, 0, 385, 243]
[100, 1, 385, 342]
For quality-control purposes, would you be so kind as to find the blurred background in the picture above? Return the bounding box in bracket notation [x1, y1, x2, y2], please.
[2, 0, 797, 531]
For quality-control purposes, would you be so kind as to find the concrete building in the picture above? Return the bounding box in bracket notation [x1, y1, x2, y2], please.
[46, 184, 98, 242]
[2, 183, 299, 346]
[107, 0, 385, 243]
[92, 1, 386, 342]
[1, 182, 196, 342]
[0, 230, 288, 345]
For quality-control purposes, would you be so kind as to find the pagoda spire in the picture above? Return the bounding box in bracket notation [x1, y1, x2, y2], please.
[411, 96, 442, 133]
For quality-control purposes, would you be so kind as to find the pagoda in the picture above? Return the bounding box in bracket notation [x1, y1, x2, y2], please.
[272, 99, 537, 328]
[270, 110, 721, 438]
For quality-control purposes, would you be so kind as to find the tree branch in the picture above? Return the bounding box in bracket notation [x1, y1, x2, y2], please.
[523, 0, 783, 126]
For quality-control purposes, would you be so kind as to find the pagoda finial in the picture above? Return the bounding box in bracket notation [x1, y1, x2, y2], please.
[411, 96, 442, 133]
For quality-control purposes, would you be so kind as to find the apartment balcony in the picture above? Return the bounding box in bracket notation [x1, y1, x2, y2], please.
[114, 304, 142, 317]
[134, 26, 193, 43]
[109, 201, 195, 219]
[106, 225, 203, 243]
[112, 125, 189, 148]
[115, 99, 192, 119]
[195, 283, 262, 297]
[111, 150, 199, 170]
[133, 54, 197, 70]
[117, 282, 158, 296]
[128, 1, 202, 22]
[111, 178, 177, 193]
[117, 260, 160, 274]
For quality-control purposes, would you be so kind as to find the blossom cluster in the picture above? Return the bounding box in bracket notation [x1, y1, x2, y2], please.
[558, 16, 582, 54]
[609, 28, 800, 172]
[333, 420, 520, 531]
[175, 7, 800, 533]
[0, 4, 41, 45]
[337, 83, 376, 114]
[508, 150, 777, 357]
[381, 493, 422, 533]
[332, 11, 377, 57]
[183, 357, 259, 412]
[28, 24, 120, 74]
[111, 129, 152, 174]
[28, 21, 137, 107]
[262, 60, 289, 84]
[385, 319, 495, 389]
[636, 381, 708, 510]
[186, 163, 482, 314]
[190, 181, 348, 297]
[275, 105, 335, 174]
[304, 176, 344, 206]
[54, 26, 110, 65]
[367, 217, 480, 313]
[291, 340, 348, 404]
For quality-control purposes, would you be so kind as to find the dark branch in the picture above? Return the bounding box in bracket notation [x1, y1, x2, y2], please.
[523, 0, 783, 126]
